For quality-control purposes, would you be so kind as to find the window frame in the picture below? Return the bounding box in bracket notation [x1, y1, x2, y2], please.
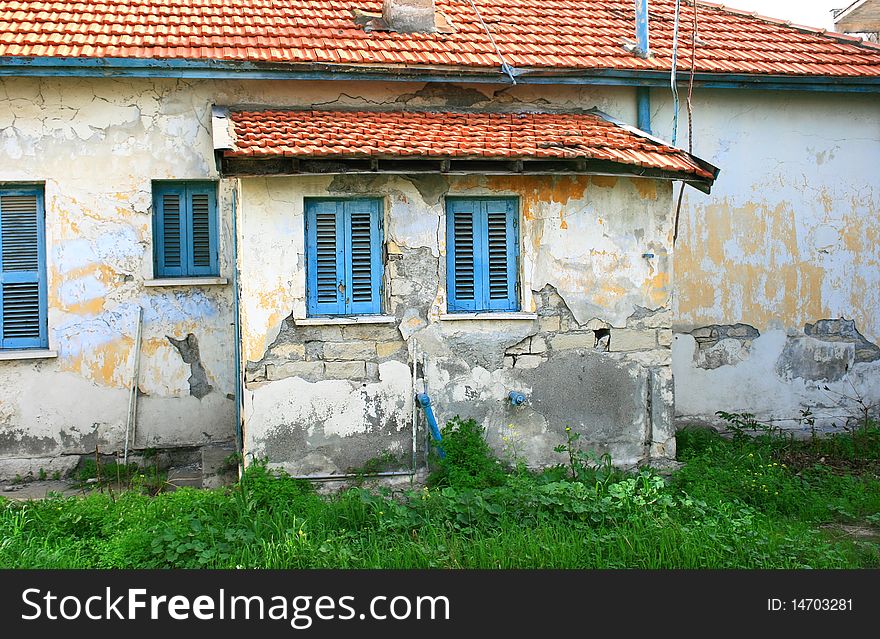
[445, 196, 520, 314]
[304, 197, 385, 317]
[0, 185, 48, 350]
[152, 180, 220, 278]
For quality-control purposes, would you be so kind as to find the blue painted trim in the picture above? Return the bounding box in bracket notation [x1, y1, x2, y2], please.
[446, 196, 519, 313]
[1, 56, 879, 92]
[636, 86, 652, 134]
[305, 198, 383, 317]
[635, 0, 650, 57]
[230, 189, 243, 455]
[0, 186, 48, 349]
[153, 181, 220, 279]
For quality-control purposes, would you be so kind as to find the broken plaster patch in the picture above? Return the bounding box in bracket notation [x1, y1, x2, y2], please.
[167, 333, 214, 399]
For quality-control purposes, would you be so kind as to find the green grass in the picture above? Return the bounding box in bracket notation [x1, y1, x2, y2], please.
[1, 423, 878, 569]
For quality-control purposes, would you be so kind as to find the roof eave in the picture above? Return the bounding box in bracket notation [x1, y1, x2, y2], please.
[1, 56, 879, 93]
[218, 153, 718, 193]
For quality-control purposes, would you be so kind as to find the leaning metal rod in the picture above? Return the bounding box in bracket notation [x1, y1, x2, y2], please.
[123, 306, 144, 466]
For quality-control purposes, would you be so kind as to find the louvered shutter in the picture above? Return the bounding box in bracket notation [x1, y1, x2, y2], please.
[186, 184, 218, 276]
[154, 182, 218, 278]
[306, 200, 345, 315]
[481, 199, 519, 311]
[154, 184, 186, 277]
[447, 198, 519, 313]
[345, 199, 383, 315]
[446, 199, 480, 312]
[306, 199, 383, 316]
[0, 189, 47, 349]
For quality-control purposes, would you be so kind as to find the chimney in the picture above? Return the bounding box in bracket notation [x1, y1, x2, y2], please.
[383, 0, 436, 33]
[635, 0, 650, 57]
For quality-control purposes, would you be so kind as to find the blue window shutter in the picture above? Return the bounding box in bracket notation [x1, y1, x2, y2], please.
[306, 199, 383, 317]
[446, 199, 480, 312]
[482, 199, 519, 312]
[154, 183, 187, 277]
[154, 182, 218, 278]
[306, 200, 345, 315]
[447, 197, 518, 312]
[344, 199, 383, 315]
[0, 188, 48, 349]
[186, 183, 219, 277]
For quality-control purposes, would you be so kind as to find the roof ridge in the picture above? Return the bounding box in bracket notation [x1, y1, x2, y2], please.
[696, 0, 880, 52]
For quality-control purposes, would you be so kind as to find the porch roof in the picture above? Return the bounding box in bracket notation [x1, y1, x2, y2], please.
[220, 109, 719, 191]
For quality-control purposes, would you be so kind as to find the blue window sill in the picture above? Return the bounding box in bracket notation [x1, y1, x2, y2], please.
[0, 349, 58, 361]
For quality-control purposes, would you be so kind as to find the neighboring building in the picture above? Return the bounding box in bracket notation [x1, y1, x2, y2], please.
[835, 0, 880, 42]
[0, 0, 878, 483]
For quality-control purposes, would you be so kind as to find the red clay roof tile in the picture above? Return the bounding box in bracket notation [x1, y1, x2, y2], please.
[225, 109, 715, 179]
[1, 1, 877, 77]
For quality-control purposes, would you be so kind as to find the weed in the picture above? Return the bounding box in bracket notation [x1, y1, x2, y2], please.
[427, 417, 506, 489]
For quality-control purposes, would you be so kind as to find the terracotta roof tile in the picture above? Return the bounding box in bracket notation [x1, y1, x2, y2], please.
[225, 109, 716, 180]
[1, 0, 877, 77]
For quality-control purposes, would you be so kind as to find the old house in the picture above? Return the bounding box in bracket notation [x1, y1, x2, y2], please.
[0, 0, 877, 483]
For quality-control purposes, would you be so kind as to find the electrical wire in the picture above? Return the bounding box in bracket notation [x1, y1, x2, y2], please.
[467, 0, 517, 84]
[670, 0, 681, 146]
[673, 0, 699, 245]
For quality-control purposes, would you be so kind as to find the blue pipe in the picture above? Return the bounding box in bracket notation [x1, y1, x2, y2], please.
[636, 86, 652, 134]
[509, 391, 527, 406]
[416, 393, 445, 459]
[635, 0, 650, 58]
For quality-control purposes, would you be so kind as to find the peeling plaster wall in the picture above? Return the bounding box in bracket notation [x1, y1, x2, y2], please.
[0, 77, 237, 479]
[649, 89, 880, 429]
[239, 173, 676, 474]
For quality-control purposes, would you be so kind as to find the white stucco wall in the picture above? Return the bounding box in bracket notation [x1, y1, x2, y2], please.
[650, 88, 880, 429]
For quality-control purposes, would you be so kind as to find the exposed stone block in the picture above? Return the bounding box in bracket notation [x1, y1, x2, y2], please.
[296, 326, 343, 341]
[342, 325, 400, 341]
[610, 329, 656, 351]
[272, 343, 305, 359]
[551, 332, 595, 351]
[506, 337, 531, 355]
[515, 354, 544, 369]
[657, 329, 673, 347]
[539, 316, 561, 332]
[323, 341, 377, 361]
[325, 360, 367, 379]
[627, 306, 672, 329]
[266, 361, 324, 381]
[304, 341, 324, 361]
[530, 335, 547, 353]
[376, 340, 405, 359]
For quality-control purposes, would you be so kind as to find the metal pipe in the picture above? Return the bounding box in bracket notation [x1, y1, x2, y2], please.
[416, 392, 445, 458]
[635, 0, 650, 57]
[509, 390, 527, 406]
[291, 470, 416, 482]
[231, 183, 244, 460]
[123, 306, 143, 466]
[636, 86, 652, 133]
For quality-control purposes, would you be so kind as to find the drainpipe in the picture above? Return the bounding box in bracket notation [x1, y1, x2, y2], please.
[636, 86, 652, 134]
[635, 0, 650, 58]
[231, 184, 244, 465]
[635, 1, 652, 134]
